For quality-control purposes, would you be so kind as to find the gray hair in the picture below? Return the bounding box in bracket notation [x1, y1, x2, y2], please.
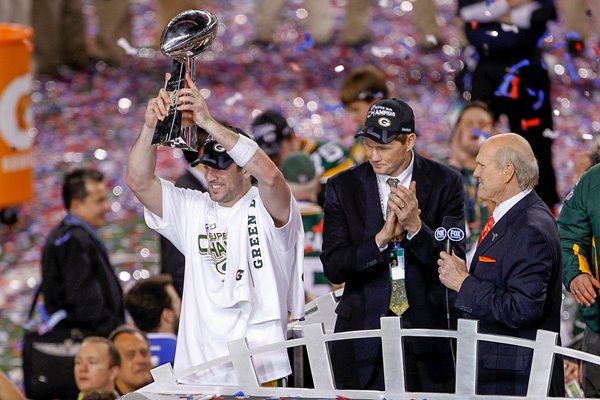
[493, 140, 539, 190]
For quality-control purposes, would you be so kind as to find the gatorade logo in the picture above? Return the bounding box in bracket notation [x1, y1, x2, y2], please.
[0, 74, 33, 150]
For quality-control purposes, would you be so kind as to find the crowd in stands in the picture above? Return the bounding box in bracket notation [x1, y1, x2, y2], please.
[2, 0, 600, 398]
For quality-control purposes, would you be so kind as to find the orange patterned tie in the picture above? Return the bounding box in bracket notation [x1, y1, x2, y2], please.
[478, 215, 495, 246]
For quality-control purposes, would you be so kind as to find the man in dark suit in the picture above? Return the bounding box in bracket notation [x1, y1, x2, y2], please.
[438, 133, 564, 396]
[321, 98, 465, 392]
[41, 168, 125, 338]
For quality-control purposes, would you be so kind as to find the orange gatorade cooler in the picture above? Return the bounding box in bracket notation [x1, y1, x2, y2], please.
[0, 24, 34, 207]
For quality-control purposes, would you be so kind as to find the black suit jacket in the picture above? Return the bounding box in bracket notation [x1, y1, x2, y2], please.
[41, 216, 124, 337]
[321, 154, 465, 389]
[455, 191, 564, 396]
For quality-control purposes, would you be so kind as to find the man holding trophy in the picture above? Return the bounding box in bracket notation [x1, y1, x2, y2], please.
[126, 10, 304, 385]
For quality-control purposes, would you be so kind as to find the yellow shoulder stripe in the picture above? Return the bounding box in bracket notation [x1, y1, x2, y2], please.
[320, 158, 355, 181]
[593, 237, 598, 279]
[573, 243, 592, 275]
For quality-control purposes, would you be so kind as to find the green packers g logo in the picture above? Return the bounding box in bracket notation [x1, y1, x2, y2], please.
[215, 259, 226, 274]
[198, 232, 228, 275]
[378, 117, 392, 128]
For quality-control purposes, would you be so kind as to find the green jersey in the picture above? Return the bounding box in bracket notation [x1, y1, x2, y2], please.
[558, 163, 600, 333]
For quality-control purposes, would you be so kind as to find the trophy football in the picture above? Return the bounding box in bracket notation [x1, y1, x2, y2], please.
[152, 10, 218, 151]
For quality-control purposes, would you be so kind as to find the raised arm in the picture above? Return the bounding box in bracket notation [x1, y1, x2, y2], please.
[177, 75, 291, 226]
[125, 83, 172, 217]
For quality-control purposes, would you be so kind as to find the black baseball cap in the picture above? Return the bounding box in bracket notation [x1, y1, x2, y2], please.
[355, 98, 415, 144]
[192, 127, 252, 170]
[250, 109, 292, 157]
[181, 127, 210, 165]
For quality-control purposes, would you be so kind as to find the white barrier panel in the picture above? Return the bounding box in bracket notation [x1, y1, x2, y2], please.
[124, 291, 599, 400]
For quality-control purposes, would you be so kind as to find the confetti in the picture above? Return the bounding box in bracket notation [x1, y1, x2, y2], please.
[323, 103, 343, 112]
[537, 31, 552, 48]
[532, 90, 545, 111]
[521, 118, 541, 131]
[295, 33, 315, 52]
[494, 59, 530, 98]
[565, 62, 580, 81]
[564, 31, 581, 41]
[1, 0, 597, 388]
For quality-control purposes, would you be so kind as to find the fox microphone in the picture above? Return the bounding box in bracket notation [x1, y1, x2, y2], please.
[435, 216, 466, 253]
[435, 215, 466, 362]
[434, 225, 450, 253]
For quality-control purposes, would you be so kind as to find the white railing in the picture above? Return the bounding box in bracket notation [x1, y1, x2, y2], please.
[123, 291, 600, 400]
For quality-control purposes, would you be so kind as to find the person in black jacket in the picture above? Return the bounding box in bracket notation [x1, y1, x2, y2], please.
[41, 168, 124, 338]
[457, 0, 559, 210]
[321, 98, 465, 392]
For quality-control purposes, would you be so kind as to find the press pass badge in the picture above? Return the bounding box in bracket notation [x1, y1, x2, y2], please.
[389, 242, 405, 280]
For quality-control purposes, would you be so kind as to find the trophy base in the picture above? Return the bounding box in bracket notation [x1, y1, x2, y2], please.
[156, 125, 199, 152]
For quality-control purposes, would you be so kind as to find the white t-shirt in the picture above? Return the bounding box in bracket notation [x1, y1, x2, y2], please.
[145, 179, 304, 385]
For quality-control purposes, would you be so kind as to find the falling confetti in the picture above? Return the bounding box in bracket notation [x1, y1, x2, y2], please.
[1, 0, 599, 385]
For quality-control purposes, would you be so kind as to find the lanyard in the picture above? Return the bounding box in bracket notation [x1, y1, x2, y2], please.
[389, 241, 405, 280]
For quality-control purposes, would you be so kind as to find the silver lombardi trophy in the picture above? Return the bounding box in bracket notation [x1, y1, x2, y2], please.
[152, 10, 218, 151]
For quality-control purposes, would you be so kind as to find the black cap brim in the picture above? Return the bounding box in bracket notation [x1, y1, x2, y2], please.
[193, 129, 251, 170]
[355, 126, 400, 144]
[195, 153, 234, 170]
